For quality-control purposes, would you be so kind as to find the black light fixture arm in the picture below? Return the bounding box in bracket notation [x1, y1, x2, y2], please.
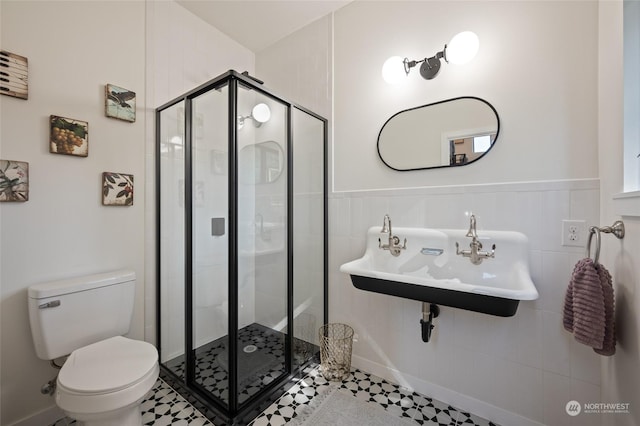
[403, 47, 447, 80]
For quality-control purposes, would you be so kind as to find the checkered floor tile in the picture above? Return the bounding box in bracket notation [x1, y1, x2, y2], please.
[248, 367, 500, 426]
[50, 378, 214, 425]
[51, 365, 498, 426]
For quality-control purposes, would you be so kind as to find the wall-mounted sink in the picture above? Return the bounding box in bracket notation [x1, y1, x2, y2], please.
[339, 226, 538, 317]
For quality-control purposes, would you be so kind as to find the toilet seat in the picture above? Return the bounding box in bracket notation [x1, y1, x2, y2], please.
[56, 336, 159, 415]
[59, 336, 157, 394]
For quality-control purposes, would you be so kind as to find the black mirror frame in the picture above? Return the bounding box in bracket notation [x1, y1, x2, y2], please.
[377, 96, 500, 171]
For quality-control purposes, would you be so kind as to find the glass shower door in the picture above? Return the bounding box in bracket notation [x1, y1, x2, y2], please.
[191, 83, 231, 406]
[292, 107, 326, 369]
[158, 100, 186, 381]
[236, 83, 288, 404]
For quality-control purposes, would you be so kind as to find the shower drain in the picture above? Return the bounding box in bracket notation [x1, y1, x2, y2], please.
[243, 344, 257, 353]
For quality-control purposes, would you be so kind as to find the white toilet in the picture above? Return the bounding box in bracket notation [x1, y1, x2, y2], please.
[28, 270, 159, 426]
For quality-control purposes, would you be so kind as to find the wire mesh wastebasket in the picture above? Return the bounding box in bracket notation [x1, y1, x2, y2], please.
[318, 323, 354, 381]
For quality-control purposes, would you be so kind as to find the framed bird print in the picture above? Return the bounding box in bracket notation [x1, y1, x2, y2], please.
[0, 159, 29, 202]
[105, 83, 136, 122]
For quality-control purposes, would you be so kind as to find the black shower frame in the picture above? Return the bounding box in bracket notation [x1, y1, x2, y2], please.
[155, 70, 329, 424]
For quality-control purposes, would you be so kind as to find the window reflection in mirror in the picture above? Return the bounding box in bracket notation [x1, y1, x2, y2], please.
[377, 97, 500, 171]
[449, 133, 496, 165]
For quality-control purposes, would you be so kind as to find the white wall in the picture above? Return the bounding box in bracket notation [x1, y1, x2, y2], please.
[327, 2, 607, 424]
[257, 1, 612, 425]
[3, 1, 636, 425]
[0, 2, 146, 424]
[255, 15, 332, 120]
[330, 180, 602, 426]
[144, 0, 255, 355]
[0, 2, 5, 423]
[333, 1, 599, 192]
[0, 0, 255, 423]
[598, 2, 640, 425]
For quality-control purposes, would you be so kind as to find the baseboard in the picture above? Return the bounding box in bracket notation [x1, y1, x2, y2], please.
[8, 405, 64, 426]
[351, 354, 545, 426]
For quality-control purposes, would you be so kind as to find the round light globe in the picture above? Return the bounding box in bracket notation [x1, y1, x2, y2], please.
[446, 31, 479, 65]
[382, 56, 407, 85]
[252, 103, 271, 123]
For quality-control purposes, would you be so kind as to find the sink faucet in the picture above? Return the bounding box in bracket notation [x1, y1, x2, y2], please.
[466, 214, 478, 238]
[378, 214, 406, 257]
[456, 214, 495, 265]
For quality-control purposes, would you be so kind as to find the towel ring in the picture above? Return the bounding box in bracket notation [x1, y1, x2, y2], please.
[586, 220, 625, 265]
[587, 226, 601, 265]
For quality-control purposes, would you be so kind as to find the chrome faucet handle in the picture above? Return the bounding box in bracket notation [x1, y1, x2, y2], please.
[456, 241, 496, 265]
[391, 235, 407, 249]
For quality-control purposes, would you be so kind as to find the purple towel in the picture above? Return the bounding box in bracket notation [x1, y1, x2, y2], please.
[563, 258, 616, 355]
[594, 265, 615, 356]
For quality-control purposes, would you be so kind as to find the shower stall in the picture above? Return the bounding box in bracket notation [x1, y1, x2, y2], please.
[156, 70, 327, 424]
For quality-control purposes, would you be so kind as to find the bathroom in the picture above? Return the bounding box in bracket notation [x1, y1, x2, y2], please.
[0, 1, 639, 426]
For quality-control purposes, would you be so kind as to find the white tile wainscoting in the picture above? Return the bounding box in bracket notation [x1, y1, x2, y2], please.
[328, 178, 603, 426]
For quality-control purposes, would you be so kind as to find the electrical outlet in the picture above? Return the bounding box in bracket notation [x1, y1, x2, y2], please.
[562, 220, 586, 247]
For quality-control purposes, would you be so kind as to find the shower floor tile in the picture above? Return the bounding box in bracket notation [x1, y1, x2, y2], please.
[51, 365, 499, 426]
[164, 323, 286, 405]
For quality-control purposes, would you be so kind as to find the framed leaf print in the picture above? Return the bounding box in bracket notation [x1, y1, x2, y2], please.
[0, 159, 28, 201]
[102, 172, 133, 206]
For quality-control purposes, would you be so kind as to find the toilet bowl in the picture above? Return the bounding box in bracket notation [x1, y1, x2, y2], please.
[56, 336, 159, 426]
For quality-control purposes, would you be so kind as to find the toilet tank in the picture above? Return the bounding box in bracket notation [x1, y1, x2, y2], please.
[28, 270, 136, 360]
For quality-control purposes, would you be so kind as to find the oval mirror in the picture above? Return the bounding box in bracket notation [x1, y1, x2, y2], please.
[239, 140, 284, 184]
[377, 97, 500, 171]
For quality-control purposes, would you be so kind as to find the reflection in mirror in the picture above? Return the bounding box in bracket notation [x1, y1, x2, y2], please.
[239, 140, 284, 184]
[377, 97, 499, 171]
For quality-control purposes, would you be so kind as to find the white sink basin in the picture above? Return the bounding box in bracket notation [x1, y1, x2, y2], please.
[339, 226, 538, 316]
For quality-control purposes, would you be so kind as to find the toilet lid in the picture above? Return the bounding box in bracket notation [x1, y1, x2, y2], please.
[58, 336, 158, 394]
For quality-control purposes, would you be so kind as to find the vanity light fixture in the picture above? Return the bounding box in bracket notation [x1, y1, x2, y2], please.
[238, 103, 271, 129]
[382, 31, 479, 84]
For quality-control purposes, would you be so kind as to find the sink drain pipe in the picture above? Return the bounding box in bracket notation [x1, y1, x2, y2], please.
[420, 302, 440, 342]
